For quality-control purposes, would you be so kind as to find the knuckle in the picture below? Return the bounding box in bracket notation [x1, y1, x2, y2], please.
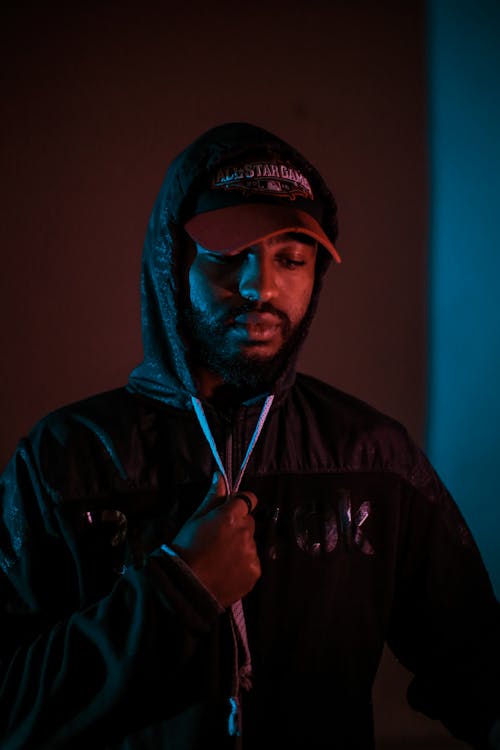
[221, 504, 236, 524]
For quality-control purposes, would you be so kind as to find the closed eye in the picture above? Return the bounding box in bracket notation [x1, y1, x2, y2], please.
[205, 252, 240, 264]
[203, 250, 308, 270]
[277, 256, 306, 269]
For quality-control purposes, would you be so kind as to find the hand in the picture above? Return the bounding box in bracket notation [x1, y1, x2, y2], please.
[171, 472, 261, 607]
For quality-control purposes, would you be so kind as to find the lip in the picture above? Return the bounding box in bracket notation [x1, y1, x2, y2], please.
[231, 313, 281, 342]
[234, 312, 281, 326]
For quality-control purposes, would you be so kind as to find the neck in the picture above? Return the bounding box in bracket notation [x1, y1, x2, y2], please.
[192, 366, 224, 399]
[192, 365, 271, 408]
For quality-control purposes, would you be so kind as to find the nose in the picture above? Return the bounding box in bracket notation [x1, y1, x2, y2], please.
[238, 253, 277, 302]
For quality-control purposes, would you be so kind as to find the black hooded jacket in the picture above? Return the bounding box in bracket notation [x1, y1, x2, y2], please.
[0, 123, 498, 750]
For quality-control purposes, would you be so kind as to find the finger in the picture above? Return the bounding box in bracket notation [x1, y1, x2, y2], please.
[190, 471, 227, 520]
[231, 490, 258, 515]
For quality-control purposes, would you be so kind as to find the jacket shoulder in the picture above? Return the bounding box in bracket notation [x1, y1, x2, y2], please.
[294, 372, 410, 437]
[29, 387, 138, 445]
[14, 387, 147, 497]
[292, 373, 441, 496]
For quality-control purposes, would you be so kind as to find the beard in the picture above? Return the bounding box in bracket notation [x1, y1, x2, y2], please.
[180, 300, 305, 395]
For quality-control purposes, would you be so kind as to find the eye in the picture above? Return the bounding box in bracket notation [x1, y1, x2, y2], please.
[277, 256, 306, 269]
[205, 252, 240, 265]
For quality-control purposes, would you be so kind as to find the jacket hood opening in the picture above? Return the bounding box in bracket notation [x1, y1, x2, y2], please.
[128, 122, 338, 411]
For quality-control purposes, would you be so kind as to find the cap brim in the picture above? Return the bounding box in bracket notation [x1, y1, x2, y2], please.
[184, 204, 341, 263]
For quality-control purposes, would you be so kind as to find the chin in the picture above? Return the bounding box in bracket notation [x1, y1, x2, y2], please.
[240, 347, 279, 359]
[239, 340, 282, 357]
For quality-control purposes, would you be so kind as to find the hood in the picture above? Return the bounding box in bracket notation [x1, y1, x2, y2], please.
[128, 122, 339, 410]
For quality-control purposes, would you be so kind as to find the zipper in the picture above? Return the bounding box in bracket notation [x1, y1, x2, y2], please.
[190, 394, 275, 740]
[225, 424, 234, 492]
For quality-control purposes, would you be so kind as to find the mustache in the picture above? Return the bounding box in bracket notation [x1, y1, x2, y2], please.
[227, 301, 289, 324]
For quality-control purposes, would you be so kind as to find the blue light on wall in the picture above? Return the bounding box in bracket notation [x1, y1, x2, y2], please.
[426, 0, 500, 596]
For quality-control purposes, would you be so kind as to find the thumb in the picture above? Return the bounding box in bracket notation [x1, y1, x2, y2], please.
[190, 470, 227, 520]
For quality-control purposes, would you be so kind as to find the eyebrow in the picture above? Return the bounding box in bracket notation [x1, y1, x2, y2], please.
[267, 232, 317, 247]
[197, 234, 317, 257]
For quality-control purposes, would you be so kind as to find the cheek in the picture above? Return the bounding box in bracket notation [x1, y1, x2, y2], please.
[188, 264, 215, 314]
[284, 273, 315, 324]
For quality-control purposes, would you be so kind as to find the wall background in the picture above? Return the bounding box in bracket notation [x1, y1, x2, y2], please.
[1, 1, 497, 746]
[426, 0, 500, 601]
[1, 0, 428, 463]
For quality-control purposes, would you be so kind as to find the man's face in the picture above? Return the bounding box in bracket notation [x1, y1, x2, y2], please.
[182, 231, 317, 392]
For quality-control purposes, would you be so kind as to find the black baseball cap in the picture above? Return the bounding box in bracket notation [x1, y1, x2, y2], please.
[184, 155, 341, 263]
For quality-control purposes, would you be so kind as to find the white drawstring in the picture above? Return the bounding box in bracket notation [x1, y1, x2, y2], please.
[190, 397, 232, 496]
[233, 396, 274, 494]
[190, 394, 274, 737]
[190, 394, 274, 496]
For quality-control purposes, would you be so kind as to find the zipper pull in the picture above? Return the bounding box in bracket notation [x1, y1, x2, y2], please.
[228, 695, 241, 737]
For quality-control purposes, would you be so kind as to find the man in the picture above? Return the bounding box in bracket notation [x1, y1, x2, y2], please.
[0, 122, 498, 749]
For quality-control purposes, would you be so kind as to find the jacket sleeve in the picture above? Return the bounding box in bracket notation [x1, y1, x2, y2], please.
[0, 436, 223, 750]
[386, 452, 500, 749]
